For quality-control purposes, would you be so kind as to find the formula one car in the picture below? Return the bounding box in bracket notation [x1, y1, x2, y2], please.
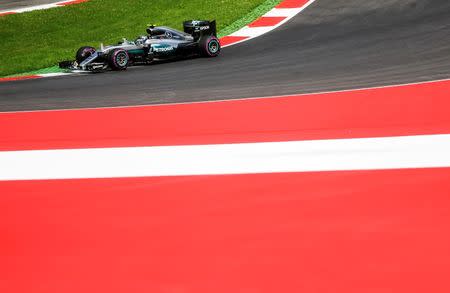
[59, 20, 221, 72]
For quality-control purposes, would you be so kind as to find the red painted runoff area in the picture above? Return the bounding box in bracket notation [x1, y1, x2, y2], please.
[1, 168, 450, 293]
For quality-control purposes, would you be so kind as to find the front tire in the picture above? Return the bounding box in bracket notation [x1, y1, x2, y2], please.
[199, 35, 221, 57]
[108, 49, 129, 70]
[76, 46, 96, 64]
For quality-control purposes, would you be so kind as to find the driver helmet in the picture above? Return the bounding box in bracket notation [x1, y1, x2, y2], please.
[146, 25, 156, 36]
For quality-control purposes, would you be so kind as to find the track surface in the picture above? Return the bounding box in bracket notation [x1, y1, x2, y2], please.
[2, 1, 450, 292]
[0, 0, 61, 10]
[1, 0, 450, 111]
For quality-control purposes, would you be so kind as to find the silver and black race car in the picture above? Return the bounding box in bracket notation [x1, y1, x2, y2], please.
[59, 20, 221, 72]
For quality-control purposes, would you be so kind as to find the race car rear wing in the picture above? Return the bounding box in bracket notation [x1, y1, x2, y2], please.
[183, 20, 217, 40]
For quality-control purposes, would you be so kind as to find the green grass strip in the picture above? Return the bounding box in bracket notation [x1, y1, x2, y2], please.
[1, 0, 282, 77]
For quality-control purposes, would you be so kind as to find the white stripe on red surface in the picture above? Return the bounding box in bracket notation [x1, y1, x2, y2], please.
[1, 134, 450, 181]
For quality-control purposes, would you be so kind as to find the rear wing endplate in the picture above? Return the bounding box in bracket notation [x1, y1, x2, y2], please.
[183, 20, 217, 40]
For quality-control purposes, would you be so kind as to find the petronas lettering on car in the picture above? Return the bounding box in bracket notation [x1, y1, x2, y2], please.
[152, 44, 175, 53]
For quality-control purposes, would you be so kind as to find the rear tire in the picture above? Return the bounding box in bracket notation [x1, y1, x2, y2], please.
[199, 35, 220, 57]
[76, 46, 96, 64]
[108, 49, 129, 70]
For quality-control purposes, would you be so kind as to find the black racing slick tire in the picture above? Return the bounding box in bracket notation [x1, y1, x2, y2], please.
[108, 49, 129, 70]
[76, 46, 96, 64]
[199, 35, 221, 57]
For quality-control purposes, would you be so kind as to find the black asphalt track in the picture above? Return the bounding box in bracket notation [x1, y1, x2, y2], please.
[1, 0, 449, 111]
